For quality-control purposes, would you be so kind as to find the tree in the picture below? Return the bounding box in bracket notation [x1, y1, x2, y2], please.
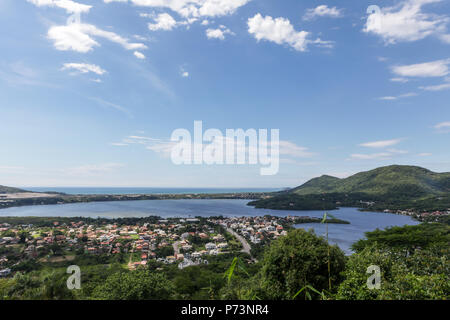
[257, 229, 346, 299]
[92, 270, 174, 300]
[336, 245, 450, 300]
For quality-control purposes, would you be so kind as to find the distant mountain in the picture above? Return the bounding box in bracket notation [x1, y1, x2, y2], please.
[291, 165, 450, 198]
[249, 165, 450, 212]
[0, 185, 27, 194]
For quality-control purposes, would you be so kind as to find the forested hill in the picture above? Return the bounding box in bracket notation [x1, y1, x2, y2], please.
[291, 165, 450, 197]
[249, 165, 450, 212]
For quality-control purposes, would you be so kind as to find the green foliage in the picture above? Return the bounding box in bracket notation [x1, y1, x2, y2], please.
[257, 229, 346, 299]
[154, 245, 174, 258]
[172, 266, 224, 299]
[249, 165, 450, 211]
[352, 223, 450, 253]
[292, 165, 450, 196]
[335, 245, 449, 300]
[92, 270, 174, 300]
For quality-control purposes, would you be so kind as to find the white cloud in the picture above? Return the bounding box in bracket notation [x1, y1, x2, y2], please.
[351, 139, 409, 160]
[110, 142, 129, 146]
[278, 141, 315, 158]
[112, 133, 315, 161]
[364, 0, 449, 44]
[206, 25, 234, 40]
[247, 14, 331, 52]
[391, 59, 450, 77]
[104, 0, 251, 19]
[417, 152, 432, 156]
[350, 152, 392, 160]
[378, 92, 418, 100]
[27, 0, 92, 14]
[359, 138, 402, 148]
[390, 77, 410, 82]
[48, 23, 147, 53]
[148, 13, 177, 31]
[420, 82, 450, 91]
[180, 66, 189, 77]
[303, 5, 343, 21]
[61, 62, 106, 75]
[434, 121, 450, 129]
[134, 51, 146, 59]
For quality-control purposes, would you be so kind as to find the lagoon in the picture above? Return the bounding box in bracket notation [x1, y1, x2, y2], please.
[0, 199, 419, 254]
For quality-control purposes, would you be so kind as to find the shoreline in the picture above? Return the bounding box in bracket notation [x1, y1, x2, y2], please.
[1, 191, 446, 222]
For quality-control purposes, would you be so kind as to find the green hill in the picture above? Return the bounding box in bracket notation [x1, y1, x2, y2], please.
[291, 165, 450, 198]
[0, 185, 27, 194]
[249, 165, 450, 212]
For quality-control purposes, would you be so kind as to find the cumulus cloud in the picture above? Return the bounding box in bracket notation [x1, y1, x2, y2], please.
[148, 13, 178, 31]
[104, 0, 251, 19]
[364, 0, 449, 44]
[61, 62, 106, 75]
[134, 51, 146, 59]
[303, 5, 343, 21]
[247, 13, 332, 52]
[48, 23, 147, 53]
[27, 0, 92, 14]
[206, 25, 234, 40]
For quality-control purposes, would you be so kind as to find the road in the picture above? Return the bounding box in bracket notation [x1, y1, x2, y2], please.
[226, 227, 252, 258]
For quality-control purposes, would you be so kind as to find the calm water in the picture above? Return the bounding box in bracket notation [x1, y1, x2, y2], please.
[0, 199, 418, 254]
[26, 187, 282, 195]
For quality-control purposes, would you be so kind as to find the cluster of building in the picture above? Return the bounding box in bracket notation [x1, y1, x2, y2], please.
[0, 218, 236, 274]
[209, 216, 288, 244]
[384, 209, 450, 220]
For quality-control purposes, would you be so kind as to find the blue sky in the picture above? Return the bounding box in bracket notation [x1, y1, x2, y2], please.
[0, 0, 449, 188]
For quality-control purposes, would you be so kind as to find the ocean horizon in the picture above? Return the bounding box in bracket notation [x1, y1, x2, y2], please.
[25, 187, 284, 195]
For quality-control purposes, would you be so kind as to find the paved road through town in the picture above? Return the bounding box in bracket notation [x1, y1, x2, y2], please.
[226, 227, 252, 258]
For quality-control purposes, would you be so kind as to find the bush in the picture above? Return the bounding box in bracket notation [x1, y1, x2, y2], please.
[257, 229, 346, 299]
[92, 270, 174, 300]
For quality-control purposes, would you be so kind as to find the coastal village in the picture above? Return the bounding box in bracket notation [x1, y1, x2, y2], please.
[0, 215, 298, 278]
[383, 209, 450, 221]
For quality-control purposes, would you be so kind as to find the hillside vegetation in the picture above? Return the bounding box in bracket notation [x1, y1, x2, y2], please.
[249, 165, 450, 212]
[291, 165, 449, 197]
[0, 185, 26, 194]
